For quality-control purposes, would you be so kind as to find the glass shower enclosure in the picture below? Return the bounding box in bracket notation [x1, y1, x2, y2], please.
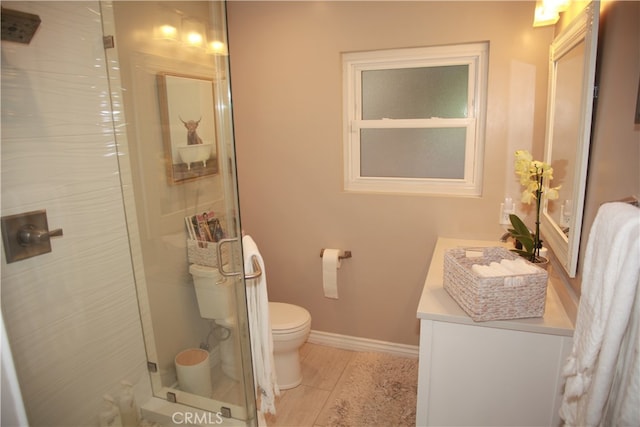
[105, 0, 256, 423]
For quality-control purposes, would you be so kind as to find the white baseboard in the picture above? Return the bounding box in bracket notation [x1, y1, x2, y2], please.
[307, 330, 419, 358]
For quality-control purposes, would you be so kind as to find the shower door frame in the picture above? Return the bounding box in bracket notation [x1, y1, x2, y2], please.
[99, 1, 256, 423]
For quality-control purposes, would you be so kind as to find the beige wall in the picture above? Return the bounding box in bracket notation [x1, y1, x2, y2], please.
[228, 1, 554, 345]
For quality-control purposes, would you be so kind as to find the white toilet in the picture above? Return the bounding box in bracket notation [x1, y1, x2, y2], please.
[189, 264, 239, 380]
[269, 302, 311, 390]
[189, 264, 311, 390]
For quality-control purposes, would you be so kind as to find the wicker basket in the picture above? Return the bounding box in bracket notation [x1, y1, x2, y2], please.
[187, 239, 218, 267]
[443, 247, 548, 322]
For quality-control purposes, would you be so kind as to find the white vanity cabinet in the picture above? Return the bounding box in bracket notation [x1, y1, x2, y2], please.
[416, 238, 574, 427]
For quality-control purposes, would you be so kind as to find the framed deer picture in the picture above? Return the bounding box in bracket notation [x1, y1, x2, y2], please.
[157, 72, 219, 184]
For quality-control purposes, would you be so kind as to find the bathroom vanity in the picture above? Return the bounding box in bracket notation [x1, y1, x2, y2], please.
[416, 238, 574, 427]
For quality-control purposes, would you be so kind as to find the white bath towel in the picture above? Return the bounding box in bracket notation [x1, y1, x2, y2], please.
[500, 258, 539, 275]
[601, 281, 640, 426]
[471, 261, 525, 287]
[559, 202, 640, 427]
[471, 263, 512, 277]
[471, 259, 536, 277]
[242, 235, 280, 415]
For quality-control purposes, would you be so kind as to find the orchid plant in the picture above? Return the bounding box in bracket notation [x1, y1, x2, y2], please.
[508, 150, 560, 263]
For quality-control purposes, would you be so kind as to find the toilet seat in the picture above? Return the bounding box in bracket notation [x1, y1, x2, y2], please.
[269, 302, 311, 334]
[268, 302, 311, 390]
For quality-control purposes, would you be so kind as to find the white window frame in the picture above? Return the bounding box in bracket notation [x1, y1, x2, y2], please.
[343, 43, 488, 196]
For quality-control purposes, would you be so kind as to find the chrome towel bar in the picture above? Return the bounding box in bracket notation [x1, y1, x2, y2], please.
[244, 255, 262, 280]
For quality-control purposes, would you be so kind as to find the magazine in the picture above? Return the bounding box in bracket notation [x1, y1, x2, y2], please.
[185, 211, 224, 243]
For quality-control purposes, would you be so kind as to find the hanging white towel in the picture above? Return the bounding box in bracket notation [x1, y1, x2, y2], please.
[601, 281, 640, 426]
[559, 202, 640, 427]
[242, 235, 280, 415]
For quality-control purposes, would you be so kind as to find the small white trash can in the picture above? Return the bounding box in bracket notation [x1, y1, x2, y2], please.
[175, 348, 213, 397]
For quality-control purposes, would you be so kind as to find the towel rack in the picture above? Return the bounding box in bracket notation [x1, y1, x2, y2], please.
[244, 256, 262, 280]
[216, 237, 263, 279]
[602, 196, 639, 207]
[617, 196, 639, 207]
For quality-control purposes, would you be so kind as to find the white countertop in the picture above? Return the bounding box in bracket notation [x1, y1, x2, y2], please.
[417, 237, 574, 337]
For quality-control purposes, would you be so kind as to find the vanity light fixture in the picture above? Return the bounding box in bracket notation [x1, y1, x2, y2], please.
[548, 0, 571, 12]
[207, 24, 228, 56]
[153, 9, 218, 54]
[153, 6, 180, 41]
[533, 0, 571, 27]
[208, 40, 227, 56]
[155, 24, 178, 40]
[534, 1, 560, 27]
[182, 17, 206, 48]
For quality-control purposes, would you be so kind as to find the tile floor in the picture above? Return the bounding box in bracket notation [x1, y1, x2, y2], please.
[264, 342, 360, 427]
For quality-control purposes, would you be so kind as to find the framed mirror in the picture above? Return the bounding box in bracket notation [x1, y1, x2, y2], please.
[157, 72, 219, 184]
[540, 2, 599, 278]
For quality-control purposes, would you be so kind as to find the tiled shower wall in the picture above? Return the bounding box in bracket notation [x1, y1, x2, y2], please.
[1, 2, 150, 425]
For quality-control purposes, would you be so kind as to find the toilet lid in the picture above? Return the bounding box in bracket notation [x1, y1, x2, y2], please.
[269, 302, 311, 332]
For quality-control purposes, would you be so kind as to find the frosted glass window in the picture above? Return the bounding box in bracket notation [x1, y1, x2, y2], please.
[360, 128, 466, 178]
[343, 43, 488, 195]
[362, 66, 469, 120]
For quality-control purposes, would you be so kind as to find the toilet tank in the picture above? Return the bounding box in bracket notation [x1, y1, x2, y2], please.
[189, 264, 232, 320]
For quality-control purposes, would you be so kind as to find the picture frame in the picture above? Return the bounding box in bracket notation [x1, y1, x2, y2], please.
[157, 72, 219, 184]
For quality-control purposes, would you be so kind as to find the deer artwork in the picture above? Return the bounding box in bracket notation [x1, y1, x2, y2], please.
[179, 117, 204, 145]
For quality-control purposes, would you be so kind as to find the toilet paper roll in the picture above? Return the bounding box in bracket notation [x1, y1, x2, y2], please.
[322, 249, 341, 299]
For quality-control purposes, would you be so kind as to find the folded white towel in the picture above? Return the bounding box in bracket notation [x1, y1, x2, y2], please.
[559, 202, 640, 427]
[471, 259, 537, 288]
[489, 261, 517, 276]
[243, 235, 280, 415]
[465, 250, 484, 258]
[500, 258, 539, 275]
[471, 264, 495, 277]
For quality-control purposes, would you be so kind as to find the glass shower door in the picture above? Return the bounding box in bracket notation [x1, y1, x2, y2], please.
[102, 1, 255, 423]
